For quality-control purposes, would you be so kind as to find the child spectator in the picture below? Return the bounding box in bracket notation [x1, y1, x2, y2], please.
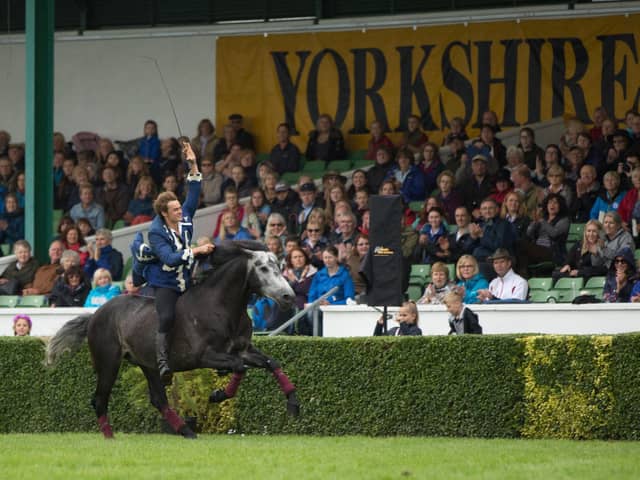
[443, 290, 482, 335]
[12, 314, 31, 336]
[84, 268, 121, 307]
[138, 120, 161, 165]
[123, 175, 156, 225]
[123, 273, 140, 295]
[76, 217, 95, 237]
[373, 300, 422, 336]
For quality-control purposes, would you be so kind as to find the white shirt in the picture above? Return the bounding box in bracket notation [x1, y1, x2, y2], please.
[488, 269, 528, 300]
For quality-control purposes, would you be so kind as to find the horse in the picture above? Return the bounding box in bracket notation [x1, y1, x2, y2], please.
[46, 241, 298, 439]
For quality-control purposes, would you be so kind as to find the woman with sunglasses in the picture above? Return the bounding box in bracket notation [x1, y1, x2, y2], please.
[603, 248, 637, 303]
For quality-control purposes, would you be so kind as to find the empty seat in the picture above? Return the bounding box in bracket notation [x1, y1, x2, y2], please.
[529, 290, 559, 303]
[568, 223, 585, 242]
[0, 295, 19, 307]
[528, 277, 553, 291]
[18, 295, 48, 307]
[326, 160, 352, 172]
[584, 276, 606, 289]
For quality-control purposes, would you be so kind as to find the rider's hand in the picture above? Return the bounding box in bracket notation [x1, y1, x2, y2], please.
[182, 141, 197, 164]
[193, 243, 215, 256]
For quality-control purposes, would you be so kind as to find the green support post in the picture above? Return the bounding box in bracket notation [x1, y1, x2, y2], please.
[25, 0, 55, 264]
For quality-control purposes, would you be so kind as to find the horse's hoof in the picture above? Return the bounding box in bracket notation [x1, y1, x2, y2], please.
[286, 392, 300, 417]
[179, 425, 197, 439]
[209, 389, 228, 403]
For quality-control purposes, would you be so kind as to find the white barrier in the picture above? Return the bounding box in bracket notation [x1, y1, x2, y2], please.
[321, 303, 640, 337]
[0, 307, 96, 337]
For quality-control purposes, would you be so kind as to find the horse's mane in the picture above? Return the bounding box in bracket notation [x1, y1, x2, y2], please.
[193, 240, 268, 286]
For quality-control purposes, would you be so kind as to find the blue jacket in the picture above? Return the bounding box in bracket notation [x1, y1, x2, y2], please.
[0, 211, 24, 246]
[84, 245, 124, 281]
[590, 190, 626, 220]
[84, 284, 122, 307]
[144, 173, 202, 292]
[214, 227, 253, 245]
[395, 165, 427, 202]
[457, 273, 489, 304]
[308, 265, 355, 305]
[138, 135, 161, 163]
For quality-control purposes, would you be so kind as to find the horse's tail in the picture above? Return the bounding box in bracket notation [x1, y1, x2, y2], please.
[45, 314, 92, 367]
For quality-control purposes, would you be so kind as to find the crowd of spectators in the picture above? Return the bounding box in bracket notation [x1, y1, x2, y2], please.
[2, 105, 640, 333]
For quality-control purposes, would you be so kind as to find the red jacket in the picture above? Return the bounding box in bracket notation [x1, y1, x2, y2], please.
[618, 188, 638, 224]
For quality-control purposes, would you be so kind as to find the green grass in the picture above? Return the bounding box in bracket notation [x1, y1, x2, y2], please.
[1, 434, 639, 479]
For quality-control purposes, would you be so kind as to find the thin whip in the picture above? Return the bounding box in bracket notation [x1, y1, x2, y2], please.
[140, 55, 184, 139]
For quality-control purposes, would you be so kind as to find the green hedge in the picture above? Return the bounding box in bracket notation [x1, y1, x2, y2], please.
[1, 334, 639, 438]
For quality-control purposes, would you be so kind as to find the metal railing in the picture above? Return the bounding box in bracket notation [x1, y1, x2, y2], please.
[268, 286, 339, 337]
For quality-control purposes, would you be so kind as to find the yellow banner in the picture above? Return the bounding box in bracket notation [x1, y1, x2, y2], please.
[216, 15, 640, 154]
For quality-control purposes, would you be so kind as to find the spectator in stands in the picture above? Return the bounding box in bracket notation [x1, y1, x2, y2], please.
[511, 165, 544, 217]
[469, 198, 515, 262]
[553, 219, 608, 283]
[162, 173, 184, 202]
[416, 207, 449, 264]
[49, 265, 91, 307]
[215, 210, 253, 244]
[122, 176, 156, 226]
[597, 211, 635, 269]
[125, 156, 150, 195]
[354, 189, 369, 221]
[444, 290, 482, 335]
[444, 134, 466, 175]
[0, 240, 39, 295]
[559, 118, 585, 158]
[618, 167, 640, 226]
[95, 166, 130, 229]
[420, 142, 445, 196]
[365, 120, 394, 161]
[0, 193, 23, 245]
[271, 182, 298, 231]
[332, 210, 358, 255]
[283, 247, 317, 311]
[442, 116, 468, 146]
[305, 114, 346, 164]
[301, 220, 328, 268]
[151, 137, 181, 187]
[76, 218, 95, 238]
[603, 248, 636, 303]
[84, 268, 121, 307]
[518, 127, 544, 170]
[393, 147, 426, 203]
[0, 156, 16, 195]
[489, 169, 513, 207]
[533, 144, 563, 186]
[590, 171, 626, 220]
[197, 155, 223, 207]
[343, 233, 369, 299]
[629, 112, 640, 148]
[477, 248, 528, 302]
[212, 187, 244, 238]
[10, 171, 25, 209]
[347, 169, 371, 199]
[543, 165, 574, 210]
[269, 122, 301, 174]
[399, 114, 428, 160]
[291, 182, 318, 235]
[7, 144, 24, 173]
[454, 254, 488, 304]
[84, 228, 124, 281]
[61, 225, 89, 266]
[589, 106, 608, 143]
[565, 146, 585, 185]
[70, 184, 105, 230]
[229, 113, 255, 150]
[264, 212, 288, 247]
[460, 155, 494, 217]
[505, 145, 526, 173]
[417, 261, 455, 304]
[222, 164, 255, 200]
[325, 183, 348, 224]
[138, 120, 160, 165]
[373, 301, 422, 336]
[123, 273, 141, 295]
[212, 124, 236, 162]
[618, 150, 640, 192]
[445, 206, 475, 261]
[367, 146, 396, 194]
[435, 170, 463, 224]
[577, 132, 605, 174]
[59, 249, 81, 271]
[242, 188, 271, 239]
[102, 150, 128, 184]
[467, 124, 505, 172]
[573, 164, 600, 222]
[191, 118, 217, 161]
[12, 314, 31, 336]
[22, 240, 64, 296]
[516, 193, 570, 277]
[501, 191, 530, 241]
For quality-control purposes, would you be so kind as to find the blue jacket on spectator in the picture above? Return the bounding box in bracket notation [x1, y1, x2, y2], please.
[144, 173, 201, 292]
[472, 215, 515, 260]
[0, 210, 24, 245]
[395, 164, 427, 202]
[138, 135, 160, 164]
[214, 227, 254, 244]
[308, 265, 355, 305]
[457, 273, 489, 304]
[127, 197, 154, 218]
[84, 244, 124, 281]
[589, 190, 626, 220]
[84, 284, 122, 307]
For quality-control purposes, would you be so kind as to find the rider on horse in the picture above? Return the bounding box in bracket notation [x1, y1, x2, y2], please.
[132, 142, 215, 385]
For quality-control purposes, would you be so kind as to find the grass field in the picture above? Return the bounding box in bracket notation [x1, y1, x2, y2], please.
[1, 434, 639, 479]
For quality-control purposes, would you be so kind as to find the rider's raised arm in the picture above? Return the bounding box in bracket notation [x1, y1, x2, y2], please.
[181, 141, 202, 219]
[148, 229, 194, 268]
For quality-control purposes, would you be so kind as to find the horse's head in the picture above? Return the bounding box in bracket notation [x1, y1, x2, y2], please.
[244, 250, 295, 307]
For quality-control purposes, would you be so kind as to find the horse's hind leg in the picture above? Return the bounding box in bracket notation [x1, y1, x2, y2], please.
[240, 346, 299, 417]
[139, 366, 196, 439]
[90, 342, 122, 439]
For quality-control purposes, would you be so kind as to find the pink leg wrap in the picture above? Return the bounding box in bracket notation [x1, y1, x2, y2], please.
[161, 406, 185, 432]
[98, 415, 114, 439]
[272, 368, 296, 395]
[224, 372, 245, 398]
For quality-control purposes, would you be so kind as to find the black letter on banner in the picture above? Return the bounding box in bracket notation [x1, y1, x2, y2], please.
[271, 51, 311, 135]
[439, 41, 474, 129]
[549, 38, 590, 122]
[473, 40, 522, 128]
[350, 48, 389, 134]
[307, 49, 350, 128]
[396, 45, 438, 131]
[525, 39, 545, 125]
[597, 34, 639, 121]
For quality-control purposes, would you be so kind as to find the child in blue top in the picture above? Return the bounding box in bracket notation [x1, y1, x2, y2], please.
[84, 268, 121, 307]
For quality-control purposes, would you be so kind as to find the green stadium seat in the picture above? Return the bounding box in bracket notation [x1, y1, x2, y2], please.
[409, 201, 423, 213]
[18, 295, 48, 307]
[406, 285, 423, 302]
[0, 243, 10, 256]
[347, 149, 366, 161]
[301, 161, 325, 173]
[0, 295, 19, 307]
[281, 172, 301, 185]
[410, 264, 431, 285]
[256, 152, 270, 163]
[52, 209, 63, 235]
[553, 277, 584, 303]
[584, 276, 606, 289]
[582, 288, 604, 300]
[352, 159, 374, 170]
[568, 223, 585, 242]
[529, 290, 559, 303]
[326, 160, 352, 172]
[446, 263, 456, 281]
[112, 219, 126, 230]
[528, 277, 553, 292]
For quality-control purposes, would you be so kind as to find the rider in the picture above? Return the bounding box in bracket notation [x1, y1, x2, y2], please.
[144, 142, 215, 384]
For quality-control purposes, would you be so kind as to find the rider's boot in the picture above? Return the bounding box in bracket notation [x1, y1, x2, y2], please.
[156, 332, 173, 386]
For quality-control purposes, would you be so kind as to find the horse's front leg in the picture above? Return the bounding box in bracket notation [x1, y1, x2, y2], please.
[198, 349, 247, 404]
[240, 346, 299, 417]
